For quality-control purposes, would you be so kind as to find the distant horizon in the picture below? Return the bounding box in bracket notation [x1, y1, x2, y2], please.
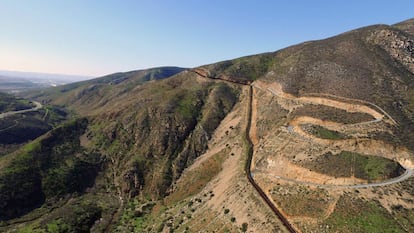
[0, 65, 190, 80]
[0, 69, 93, 81]
[1, 0, 413, 76]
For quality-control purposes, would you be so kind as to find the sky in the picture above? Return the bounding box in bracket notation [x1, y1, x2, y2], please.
[0, 0, 413, 77]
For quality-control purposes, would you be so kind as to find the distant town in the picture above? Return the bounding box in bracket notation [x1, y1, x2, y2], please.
[0, 70, 91, 93]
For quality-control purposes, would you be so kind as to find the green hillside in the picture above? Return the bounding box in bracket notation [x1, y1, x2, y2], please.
[0, 92, 33, 113]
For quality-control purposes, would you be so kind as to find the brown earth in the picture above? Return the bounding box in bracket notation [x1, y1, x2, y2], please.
[249, 80, 414, 230]
[162, 86, 289, 233]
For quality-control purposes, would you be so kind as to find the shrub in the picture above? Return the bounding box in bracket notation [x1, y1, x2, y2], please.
[241, 222, 248, 232]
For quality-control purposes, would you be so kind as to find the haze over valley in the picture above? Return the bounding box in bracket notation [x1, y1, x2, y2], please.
[0, 70, 91, 93]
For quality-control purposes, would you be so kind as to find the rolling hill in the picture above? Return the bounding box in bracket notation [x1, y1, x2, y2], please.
[24, 66, 186, 115]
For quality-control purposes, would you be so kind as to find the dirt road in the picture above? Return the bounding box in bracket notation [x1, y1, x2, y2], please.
[0, 101, 42, 119]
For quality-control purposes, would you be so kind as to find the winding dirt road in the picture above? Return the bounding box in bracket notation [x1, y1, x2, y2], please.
[191, 69, 414, 232]
[253, 80, 414, 188]
[190, 69, 298, 233]
[272, 168, 414, 189]
[0, 101, 42, 119]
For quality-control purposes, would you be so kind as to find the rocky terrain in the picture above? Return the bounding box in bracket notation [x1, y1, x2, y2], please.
[1, 19, 414, 232]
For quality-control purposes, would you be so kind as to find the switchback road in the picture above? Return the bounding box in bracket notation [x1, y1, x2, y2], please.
[0, 101, 42, 119]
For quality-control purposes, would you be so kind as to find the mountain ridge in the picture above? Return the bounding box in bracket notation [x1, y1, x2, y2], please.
[24, 66, 186, 115]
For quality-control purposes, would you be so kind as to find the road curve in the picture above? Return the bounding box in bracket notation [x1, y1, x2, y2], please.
[189, 69, 298, 233]
[189, 71, 414, 232]
[259, 80, 413, 188]
[0, 101, 42, 119]
[270, 167, 414, 189]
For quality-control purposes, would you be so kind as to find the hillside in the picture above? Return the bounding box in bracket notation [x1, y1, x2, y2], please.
[1, 19, 414, 233]
[24, 66, 186, 115]
[0, 93, 68, 156]
[0, 92, 34, 113]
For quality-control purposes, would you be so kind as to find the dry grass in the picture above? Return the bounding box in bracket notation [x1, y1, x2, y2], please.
[164, 149, 228, 205]
[292, 104, 374, 124]
[270, 184, 332, 218]
[301, 151, 404, 181]
[322, 194, 406, 233]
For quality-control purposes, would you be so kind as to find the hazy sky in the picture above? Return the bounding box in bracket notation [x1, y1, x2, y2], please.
[0, 0, 412, 77]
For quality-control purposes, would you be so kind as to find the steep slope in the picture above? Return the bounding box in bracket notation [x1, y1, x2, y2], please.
[199, 21, 414, 151]
[158, 19, 414, 233]
[0, 69, 242, 232]
[245, 21, 414, 232]
[2, 19, 414, 233]
[274, 23, 414, 152]
[85, 73, 240, 199]
[0, 93, 68, 156]
[0, 92, 33, 113]
[0, 119, 94, 220]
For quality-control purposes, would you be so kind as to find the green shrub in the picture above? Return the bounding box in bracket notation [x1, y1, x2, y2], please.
[241, 222, 248, 232]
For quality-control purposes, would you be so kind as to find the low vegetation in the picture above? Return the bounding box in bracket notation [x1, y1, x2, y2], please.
[0, 92, 33, 113]
[0, 93, 69, 156]
[0, 111, 49, 144]
[323, 195, 406, 233]
[302, 151, 404, 181]
[23, 67, 185, 115]
[270, 185, 331, 218]
[0, 105, 69, 155]
[84, 78, 238, 201]
[292, 105, 374, 124]
[19, 200, 101, 233]
[304, 124, 349, 140]
[164, 149, 228, 205]
[0, 118, 100, 220]
[3, 20, 414, 232]
[391, 204, 414, 232]
[205, 52, 275, 82]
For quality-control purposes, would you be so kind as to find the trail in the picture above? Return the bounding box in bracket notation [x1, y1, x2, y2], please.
[0, 101, 42, 119]
[245, 86, 298, 233]
[263, 82, 386, 122]
[0, 119, 20, 132]
[190, 69, 413, 232]
[190, 68, 298, 233]
[254, 80, 414, 187]
[264, 168, 414, 189]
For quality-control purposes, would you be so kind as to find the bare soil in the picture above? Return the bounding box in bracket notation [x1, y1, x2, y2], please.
[250, 80, 414, 231]
[170, 86, 289, 233]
